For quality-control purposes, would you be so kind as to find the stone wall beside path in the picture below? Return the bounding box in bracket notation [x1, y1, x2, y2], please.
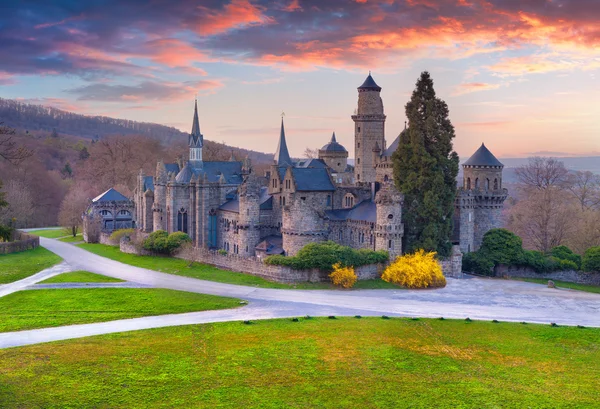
[494, 265, 600, 286]
[0, 231, 39, 255]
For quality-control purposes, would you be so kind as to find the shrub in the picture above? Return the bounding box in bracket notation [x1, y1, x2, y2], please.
[517, 250, 559, 274]
[381, 249, 446, 289]
[142, 230, 191, 254]
[217, 249, 228, 256]
[329, 263, 357, 288]
[582, 246, 600, 273]
[478, 229, 524, 266]
[265, 241, 388, 272]
[462, 252, 494, 276]
[551, 245, 582, 269]
[109, 228, 135, 243]
[0, 225, 13, 242]
[556, 258, 579, 271]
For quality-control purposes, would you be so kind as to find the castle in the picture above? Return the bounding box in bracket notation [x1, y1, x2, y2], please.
[87, 74, 507, 258]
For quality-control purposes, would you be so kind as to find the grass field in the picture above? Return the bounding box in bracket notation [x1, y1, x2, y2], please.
[39, 271, 124, 283]
[58, 233, 83, 243]
[0, 288, 241, 332]
[0, 317, 598, 408]
[26, 229, 68, 239]
[0, 246, 62, 284]
[513, 277, 600, 294]
[78, 243, 399, 290]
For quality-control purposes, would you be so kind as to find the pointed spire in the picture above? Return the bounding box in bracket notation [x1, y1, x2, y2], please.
[191, 99, 200, 136]
[330, 132, 337, 143]
[274, 117, 292, 166]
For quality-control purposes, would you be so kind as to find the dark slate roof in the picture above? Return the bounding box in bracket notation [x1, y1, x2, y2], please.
[189, 99, 204, 148]
[165, 163, 180, 174]
[259, 187, 273, 210]
[296, 158, 328, 168]
[274, 118, 292, 166]
[463, 143, 503, 167]
[143, 176, 154, 192]
[176, 161, 244, 184]
[358, 73, 382, 91]
[255, 235, 284, 255]
[175, 162, 194, 183]
[320, 132, 347, 153]
[219, 199, 239, 213]
[291, 168, 335, 191]
[384, 134, 400, 157]
[326, 200, 376, 222]
[92, 188, 130, 203]
[277, 166, 288, 181]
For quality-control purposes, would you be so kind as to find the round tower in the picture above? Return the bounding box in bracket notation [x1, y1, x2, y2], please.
[152, 161, 167, 231]
[461, 143, 508, 251]
[374, 184, 403, 260]
[318, 132, 348, 173]
[238, 174, 262, 257]
[352, 73, 386, 185]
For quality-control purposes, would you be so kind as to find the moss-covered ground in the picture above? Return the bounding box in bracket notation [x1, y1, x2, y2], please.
[78, 243, 399, 290]
[0, 317, 598, 408]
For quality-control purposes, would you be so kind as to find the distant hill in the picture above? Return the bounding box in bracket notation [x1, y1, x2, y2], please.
[0, 97, 274, 165]
[499, 157, 600, 175]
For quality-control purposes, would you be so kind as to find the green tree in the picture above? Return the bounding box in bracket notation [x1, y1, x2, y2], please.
[392, 72, 459, 256]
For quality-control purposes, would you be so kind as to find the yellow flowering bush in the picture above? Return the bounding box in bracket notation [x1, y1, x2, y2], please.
[329, 263, 357, 288]
[381, 250, 446, 289]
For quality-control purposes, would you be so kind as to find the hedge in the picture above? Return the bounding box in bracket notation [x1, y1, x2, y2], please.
[142, 230, 191, 254]
[582, 247, 600, 273]
[265, 241, 388, 272]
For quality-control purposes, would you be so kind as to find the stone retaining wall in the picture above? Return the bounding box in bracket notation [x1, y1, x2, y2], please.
[0, 230, 39, 255]
[494, 265, 600, 286]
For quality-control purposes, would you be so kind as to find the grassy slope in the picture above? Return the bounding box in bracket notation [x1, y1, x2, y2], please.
[27, 229, 67, 239]
[77, 243, 399, 290]
[0, 247, 62, 284]
[58, 234, 83, 243]
[0, 288, 241, 333]
[39, 271, 124, 283]
[513, 277, 600, 294]
[0, 318, 599, 408]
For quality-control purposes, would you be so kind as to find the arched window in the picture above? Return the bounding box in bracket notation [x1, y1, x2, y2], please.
[466, 178, 471, 190]
[370, 235, 373, 245]
[344, 194, 355, 209]
[99, 210, 112, 218]
[388, 240, 393, 249]
[475, 178, 479, 189]
[494, 178, 499, 190]
[326, 195, 331, 206]
[177, 208, 188, 234]
[339, 230, 342, 240]
[384, 174, 389, 182]
[485, 178, 490, 191]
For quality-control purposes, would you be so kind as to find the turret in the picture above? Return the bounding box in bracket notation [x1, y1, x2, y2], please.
[352, 72, 386, 185]
[318, 132, 348, 174]
[238, 174, 262, 256]
[374, 184, 403, 259]
[152, 161, 168, 231]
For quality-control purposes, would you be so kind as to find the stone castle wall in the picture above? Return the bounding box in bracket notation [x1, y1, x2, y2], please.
[494, 265, 600, 286]
[0, 231, 39, 255]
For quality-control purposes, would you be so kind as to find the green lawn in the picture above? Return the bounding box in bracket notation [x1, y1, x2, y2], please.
[27, 229, 68, 239]
[77, 243, 400, 290]
[0, 247, 62, 284]
[39, 271, 124, 283]
[58, 234, 83, 243]
[1, 318, 599, 408]
[0, 288, 241, 333]
[511, 277, 600, 294]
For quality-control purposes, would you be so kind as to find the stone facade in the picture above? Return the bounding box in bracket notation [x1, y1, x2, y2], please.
[494, 264, 600, 286]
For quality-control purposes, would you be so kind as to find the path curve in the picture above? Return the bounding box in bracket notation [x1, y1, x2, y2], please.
[1, 238, 599, 348]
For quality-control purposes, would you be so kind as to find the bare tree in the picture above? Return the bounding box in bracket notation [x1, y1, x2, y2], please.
[0, 180, 35, 227]
[566, 170, 600, 210]
[304, 147, 318, 159]
[58, 186, 92, 236]
[176, 241, 200, 267]
[514, 157, 569, 190]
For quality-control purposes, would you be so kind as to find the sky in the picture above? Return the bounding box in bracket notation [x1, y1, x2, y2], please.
[0, 0, 598, 160]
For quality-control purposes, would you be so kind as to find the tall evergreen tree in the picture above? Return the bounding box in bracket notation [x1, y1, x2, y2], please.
[392, 72, 459, 256]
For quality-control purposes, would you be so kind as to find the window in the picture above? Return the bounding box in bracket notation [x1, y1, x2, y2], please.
[485, 178, 490, 191]
[99, 210, 112, 217]
[468, 212, 472, 222]
[279, 196, 282, 205]
[466, 178, 471, 190]
[339, 230, 343, 240]
[370, 235, 373, 245]
[384, 174, 388, 182]
[357, 174, 360, 181]
[494, 178, 499, 190]
[326, 195, 331, 206]
[357, 142, 360, 147]
[247, 209, 250, 216]
[475, 178, 479, 189]
[358, 127, 361, 133]
[357, 158, 360, 165]
[387, 214, 393, 220]
[388, 240, 393, 249]
[337, 163, 341, 166]
[344, 194, 355, 208]
[283, 196, 286, 206]
[301, 196, 306, 200]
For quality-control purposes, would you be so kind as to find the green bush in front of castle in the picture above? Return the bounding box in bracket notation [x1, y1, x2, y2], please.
[142, 230, 191, 255]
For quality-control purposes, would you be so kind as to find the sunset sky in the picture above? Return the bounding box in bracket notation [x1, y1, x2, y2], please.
[0, 0, 598, 159]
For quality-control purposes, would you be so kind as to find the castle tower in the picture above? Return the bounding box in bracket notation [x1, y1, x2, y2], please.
[352, 73, 386, 185]
[152, 161, 167, 231]
[458, 143, 507, 252]
[318, 132, 348, 174]
[238, 174, 262, 256]
[189, 99, 203, 168]
[282, 193, 328, 256]
[374, 184, 404, 259]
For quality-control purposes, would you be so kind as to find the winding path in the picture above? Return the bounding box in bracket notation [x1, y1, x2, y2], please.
[1, 237, 599, 348]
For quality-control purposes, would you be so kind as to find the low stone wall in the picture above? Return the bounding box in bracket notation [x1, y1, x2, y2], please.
[99, 232, 116, 246]
[173, 246, 384, 284]
[494, 265, 600, 286]
[120, 237, 152, 256]
[0, 230, 40, 255]
[440, 245, 463, 278]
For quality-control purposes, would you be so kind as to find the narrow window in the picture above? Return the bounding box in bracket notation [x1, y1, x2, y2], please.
[357, 158, 360, 165]
[388, 240, 393, 249]
[466, 178, 471, 190]
[326, 195, 331, 206]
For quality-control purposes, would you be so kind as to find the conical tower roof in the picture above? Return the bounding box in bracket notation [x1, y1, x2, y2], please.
[463, 143, 503, 167]
[274, 118, 292, 166]
[358, 72, 382, 91]
[189, 99, 203, 148]
[320, 131, 347, 153]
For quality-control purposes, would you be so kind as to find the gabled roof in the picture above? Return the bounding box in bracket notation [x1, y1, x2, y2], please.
[296, 158, 328, 169]
[219, 199, 239, 213]
[463, 143, 503, 167]
[274, 118, 292, 166]
[358, 73, 382, 91]
[175, 161, 244, 184]
[326, 200, 376, 223]
[255, 235, 284, 255]
[291, 167, 335, 191]
[320, 132, 347, 153]
[92, 188, 129, 203]
[143, 176, 154, 192]
[384, 135, 399, 157]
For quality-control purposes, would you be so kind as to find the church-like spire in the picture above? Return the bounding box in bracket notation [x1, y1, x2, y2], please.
[274, 117, 292, 166]
[189, 99, 203, 149]
[330, 132, 337, 143]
